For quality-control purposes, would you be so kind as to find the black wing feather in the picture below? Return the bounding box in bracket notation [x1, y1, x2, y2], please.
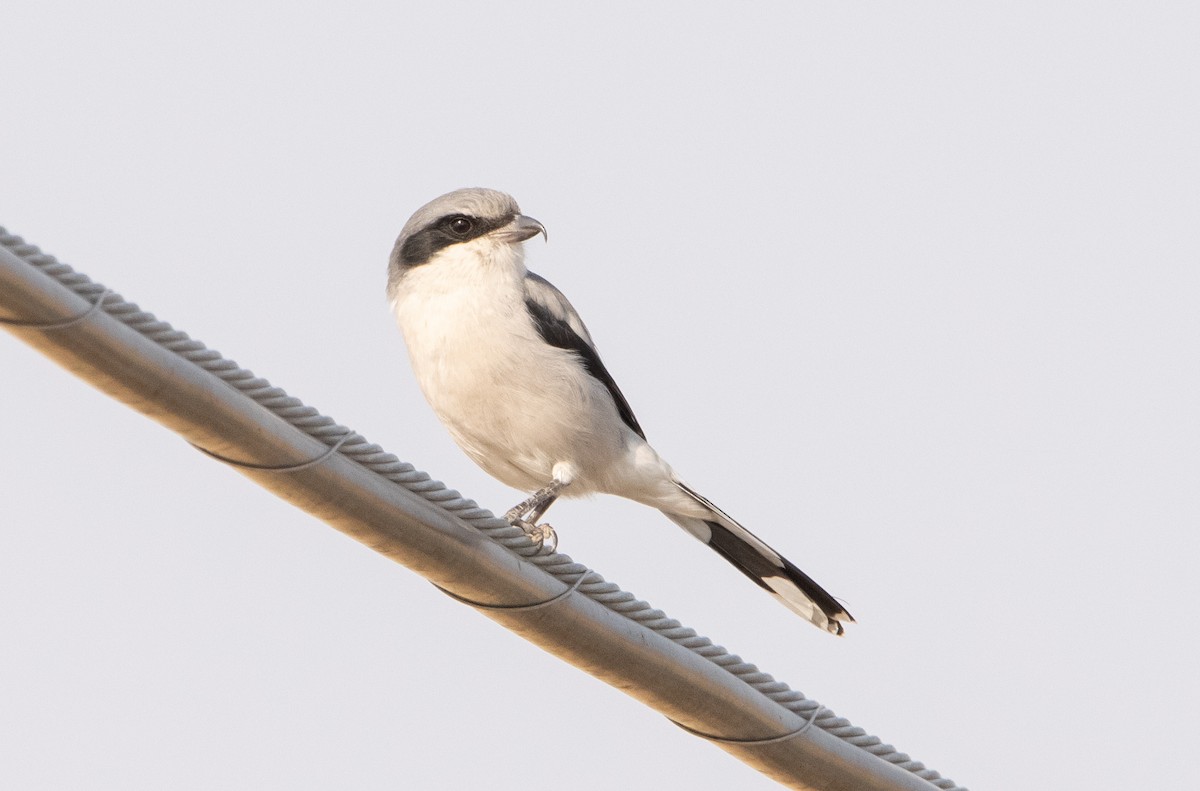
[523, 292, 646, 440]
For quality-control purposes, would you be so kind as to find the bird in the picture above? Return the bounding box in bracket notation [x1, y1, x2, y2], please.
[386, 188, 853, 635]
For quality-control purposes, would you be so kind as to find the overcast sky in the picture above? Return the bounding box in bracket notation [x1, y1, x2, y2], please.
[3, 3, 1197, 789]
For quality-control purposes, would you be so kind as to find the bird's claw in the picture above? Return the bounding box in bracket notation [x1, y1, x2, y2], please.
[510, 518, 558, 555]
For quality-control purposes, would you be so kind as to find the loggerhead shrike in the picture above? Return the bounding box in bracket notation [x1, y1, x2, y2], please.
[387, 188, 853, 635]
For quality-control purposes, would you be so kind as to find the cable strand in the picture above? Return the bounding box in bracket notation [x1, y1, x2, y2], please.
[0, 227, 965, 791]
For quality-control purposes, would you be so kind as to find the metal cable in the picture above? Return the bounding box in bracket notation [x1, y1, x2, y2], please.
[0, 227, 964, 790]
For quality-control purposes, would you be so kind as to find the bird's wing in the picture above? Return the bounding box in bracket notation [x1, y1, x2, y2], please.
[523, 271, 595, 345]
[522, 271, 646, 440]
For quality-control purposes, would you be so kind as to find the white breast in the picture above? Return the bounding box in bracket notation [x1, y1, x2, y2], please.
[389, 242, 632, 494]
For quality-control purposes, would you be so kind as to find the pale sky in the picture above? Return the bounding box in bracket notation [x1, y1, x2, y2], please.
[3, 3, 1197, 789]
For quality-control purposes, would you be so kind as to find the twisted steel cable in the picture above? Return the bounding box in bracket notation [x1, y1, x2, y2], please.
[0, 227, 964, 790]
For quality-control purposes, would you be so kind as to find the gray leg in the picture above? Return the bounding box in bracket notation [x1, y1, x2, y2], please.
[526, 491, 560, 525]
[505, 480, 565, 524]
[505, 480, 567, 554]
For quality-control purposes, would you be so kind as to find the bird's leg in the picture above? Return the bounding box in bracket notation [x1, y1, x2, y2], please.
[505, 480, 566, 554]
[505, 480, 565, 523]
[526, 492, 560, 525]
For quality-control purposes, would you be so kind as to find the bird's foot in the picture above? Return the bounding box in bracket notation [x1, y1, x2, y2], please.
[505, 481, 565, 554]
[504, 503, 529, 524]
[509, 518, 558, 555]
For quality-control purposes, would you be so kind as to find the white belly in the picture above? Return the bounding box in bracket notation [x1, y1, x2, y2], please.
[391, 260, 631, 494]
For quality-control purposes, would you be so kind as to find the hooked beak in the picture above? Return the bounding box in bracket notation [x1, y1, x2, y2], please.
[496, 214, 547, 243]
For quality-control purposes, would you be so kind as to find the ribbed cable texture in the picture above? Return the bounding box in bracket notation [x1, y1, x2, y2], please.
[1, 227, 964, 791]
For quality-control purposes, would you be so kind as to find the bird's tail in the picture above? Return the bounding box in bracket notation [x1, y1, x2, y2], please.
[661, 481, 854, 636]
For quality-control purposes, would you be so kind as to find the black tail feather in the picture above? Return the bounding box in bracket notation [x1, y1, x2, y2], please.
[666, 481, 853, 635]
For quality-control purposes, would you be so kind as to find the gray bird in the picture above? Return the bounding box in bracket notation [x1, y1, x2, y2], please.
[387, 188, 853, 635]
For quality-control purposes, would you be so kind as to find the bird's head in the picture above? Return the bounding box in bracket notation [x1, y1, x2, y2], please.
[388, 188, 546, 285]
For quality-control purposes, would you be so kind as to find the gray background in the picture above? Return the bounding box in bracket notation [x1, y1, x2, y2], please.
[2, 3, 1197, 789]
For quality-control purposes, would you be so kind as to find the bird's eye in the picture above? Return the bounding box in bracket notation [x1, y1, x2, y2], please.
[446, 216, 474, 235]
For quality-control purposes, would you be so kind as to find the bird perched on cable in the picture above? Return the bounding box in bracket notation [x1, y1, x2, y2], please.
[387, 188, 853, 635]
